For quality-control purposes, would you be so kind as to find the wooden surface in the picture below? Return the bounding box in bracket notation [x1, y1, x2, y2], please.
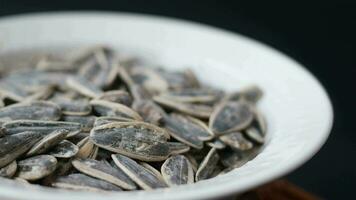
[238, 180, 321, 200]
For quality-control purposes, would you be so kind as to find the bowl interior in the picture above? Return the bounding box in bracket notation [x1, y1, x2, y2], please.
[0, 12, 333, 200]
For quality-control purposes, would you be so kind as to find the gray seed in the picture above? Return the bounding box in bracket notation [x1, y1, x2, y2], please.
[130, 67, 169, 95]
[226, 85, 263, 103]
[3, 120, 82, 136]
[16, 155, 57, 181]
[168, 142, 190, 155]
[244, 127, 265, 144]
[209, 101, 254, 134]
[219, 132, 253, 151]
[97, 90, 132, 106]
[158, 88, 222, 103]
[112, 154, 167, 190]
[23, 85, 55, 102]
[66, 76, 103, 98]
[72, 158, 136, 190]
[62, 115, 96, 132]
[26, 129, 69, 157]
[76, 136, 96, 159]
[207, 139, 226, 149]
[55, 98, 92, 116]
[0, 160, 17, 178]
[0, 101, 61, 121]
[94, 116, 134, 127]
[52, 173, 122, 192]
[154, 96, 213, 119]
[0, 131, 42, 168]
[132, 100, 167, 125]
[140, 162, 165, 183]
[195, 148, 220, 181]
[161, 155, 194, 186]
[49, 140, 79, 158]
[184, 154, 198, 173]
[90, 99, 143, 120]
[90, 122, 170, 161]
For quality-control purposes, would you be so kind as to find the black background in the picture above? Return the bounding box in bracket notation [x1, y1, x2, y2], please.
[0, 1, 355, 199]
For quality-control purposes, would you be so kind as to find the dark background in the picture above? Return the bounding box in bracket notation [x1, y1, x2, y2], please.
[0, 1, 354, 199]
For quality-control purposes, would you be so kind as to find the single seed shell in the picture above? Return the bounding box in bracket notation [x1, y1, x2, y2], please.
[168, 142, 190, 155]
[94, 116, 134, 127]
[72, 158, 136, 190]
[219, 132, 253, 151]
[97, 90, 132, 106]
[112, 154, 167, 190]
[161, 155, 194, 186]
[0, 131, 42, 168]
[26, 129, 69, 157]
[49, 140, 79, 158]
[3, 120, 82, 136]
[52, 173, 122, 191]
[0, 160, 17, 178]
[132, 100, 167, 125]
[16, 155, 57, 181]
[66, 76, 103, 98]
[195, 148, 220, 181]
[62, 115, 96, 132]
[90, 99, 142, 120]
[90, 122, 170, 161]
[0, 101, 61, 121]
[154, 96, 213, 119]
[209, 101, 254, 134]
[56, 99, 92, 116]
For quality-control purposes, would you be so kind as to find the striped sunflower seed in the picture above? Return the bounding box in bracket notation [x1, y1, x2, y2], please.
[0, 160, 17, 178]
[90, 99, 142, 120]
[16, 155, 57, 181]
[49, 140, 79, 158]
[161, 155, 194, 186]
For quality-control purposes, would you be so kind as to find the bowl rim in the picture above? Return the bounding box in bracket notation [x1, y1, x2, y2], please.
[0, 11, 333, 200]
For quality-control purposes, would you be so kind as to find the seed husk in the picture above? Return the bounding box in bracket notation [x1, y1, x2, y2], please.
[219, 132, 253, 151]
[132, 100, 167, 125]
[195, 148, 220, 181]
[97, 90, 132, 106]
[0, 131, 42, 168]
[16, 155, 57, 181]
[130, 67, 169, 94]
[112, 154, 167, 190]
[0, 160, 17, 178]
[52, 173, 122, 191]
[76, 136, 96, 159]
[168, 142, 190, 155]
[90, 122, 170, 161]
[66, 76, 103, 98]
[3, 120, 82, 136]
[55, 98, 92, 116]
[94, 116, 134, 127]
[140, 162, 165, 183]
[26, 129, 69, 157]
[207, 139, 226, 149]
[72, 158, 136, 190]
[154, 96, 213, 119]
[158, 88, 222, 104]
[161, 155, 194, 186]
[62, 115, 96, 132]
[90, 99, 142, 120]
[49, 140, 79, 158]
[209, 101, 254, 134]
[0, 101, 61, 121]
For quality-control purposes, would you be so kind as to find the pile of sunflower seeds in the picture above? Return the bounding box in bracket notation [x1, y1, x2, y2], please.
[0, 46, 266, 192]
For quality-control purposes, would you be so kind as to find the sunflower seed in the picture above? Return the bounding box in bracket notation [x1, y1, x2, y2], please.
[76, 137, 96, 159]
[26, 129, 69, 157]
[16, 155, 57, 181]
[0, 160, 17, 178]
[3, 120, 82, 136]
[72, 158, 136, 190]
[157, 69, 200, 90]
[140, 162, 165, 183]
[0, 131, 42, 168]
[209, 101, 254, 134]
[158, 88, 222, 104]
[244, 127, 265, 144]
[184, 154, 198, 173]
[207, 139, 226, 149]
[161, 155, 194, 186]
[52, 173, 122, 191]
[66, 76, 103, 98]
[90, 99, 142, 120]
[94, 116, 134, 127]
[62, 115, 96, 132]
[112, 154, 167, 190]
[132, 100, 167, 125]
[49, 140, 79, 158]
[55, 98, 92, 116]
[163, 114, 213, 149]
[219, 132, 253, 151]
[0, 101, 61, 121]
[130, 67, 169, 95]
[168, 142, 190, 155]
[195, 148, 220, 181]
[97, 90, 132, 106]
[90, 122, 170, 161]
[23, 85, 55, 102]
[154, 96, 213, 119]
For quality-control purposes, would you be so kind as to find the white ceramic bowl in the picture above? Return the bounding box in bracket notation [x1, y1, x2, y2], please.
[0, 12, 333, 200]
